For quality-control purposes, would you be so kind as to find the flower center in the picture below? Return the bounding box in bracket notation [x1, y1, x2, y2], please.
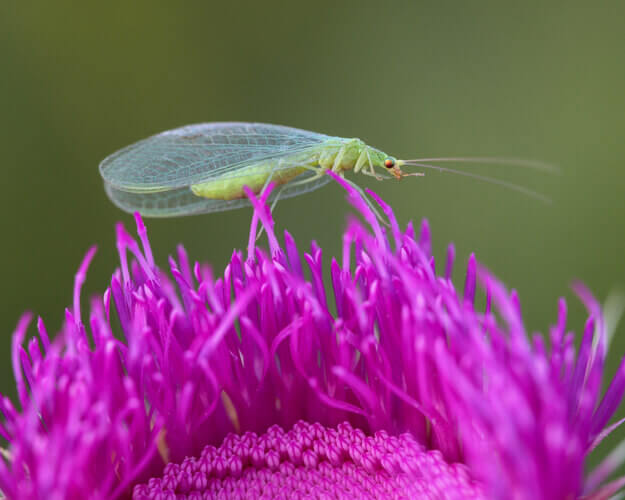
[133, 420, 484, 499]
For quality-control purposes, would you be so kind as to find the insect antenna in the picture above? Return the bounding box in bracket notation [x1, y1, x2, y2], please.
[401, 161, 552, 203]
[402, 157, 560, 174]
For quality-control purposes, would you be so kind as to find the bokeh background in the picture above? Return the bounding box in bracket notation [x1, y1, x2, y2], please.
[1, 1, 624, 469]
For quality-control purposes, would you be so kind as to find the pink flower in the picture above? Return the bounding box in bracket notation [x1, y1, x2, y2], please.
[1, 174, 624, 499]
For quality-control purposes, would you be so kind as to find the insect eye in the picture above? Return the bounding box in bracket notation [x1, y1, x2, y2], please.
[384, 158, 395, 168]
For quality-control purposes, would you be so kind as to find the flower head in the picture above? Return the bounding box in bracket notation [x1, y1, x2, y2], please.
[1, 174, 624, 499]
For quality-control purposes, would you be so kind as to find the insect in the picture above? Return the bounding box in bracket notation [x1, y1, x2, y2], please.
[100, 122, 553, 219]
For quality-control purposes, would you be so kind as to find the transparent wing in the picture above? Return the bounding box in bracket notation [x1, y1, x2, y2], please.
[99, 122, 331, 192]
[103, 170, 333, 217]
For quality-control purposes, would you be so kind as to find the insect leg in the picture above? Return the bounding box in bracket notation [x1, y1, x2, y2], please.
[280, 164, 387, 226]
[255, 186, 288, 241]
[259, 160, 282, 195]
[339, 174, 390, 227]
[331, 145, 347, 173]
[366, 150, 383, 181]
[255, 164, 324, 241]
[255, 162, 283, 241]
[353, 149, 368, 173]
[360, 169, 392, 181]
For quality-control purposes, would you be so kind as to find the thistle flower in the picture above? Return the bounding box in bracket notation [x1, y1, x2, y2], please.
[1, 174, 624, 499]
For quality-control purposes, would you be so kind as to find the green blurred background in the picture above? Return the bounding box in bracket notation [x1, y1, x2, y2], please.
[1, 1, 624, 467]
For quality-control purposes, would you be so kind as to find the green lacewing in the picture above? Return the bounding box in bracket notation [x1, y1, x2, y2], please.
[99, 122, 553, 217]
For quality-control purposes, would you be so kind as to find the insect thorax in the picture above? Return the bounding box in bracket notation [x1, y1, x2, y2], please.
[317, 138, 371, 171]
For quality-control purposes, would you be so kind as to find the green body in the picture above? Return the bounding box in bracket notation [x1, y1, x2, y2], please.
[190, 138, 389, 201]
[99, 122, 403, 217]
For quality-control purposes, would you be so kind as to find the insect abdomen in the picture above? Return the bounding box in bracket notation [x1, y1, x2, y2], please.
[190, 164, 308, 201]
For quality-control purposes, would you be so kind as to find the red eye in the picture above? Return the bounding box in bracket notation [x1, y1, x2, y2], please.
[384, 158, 395, 168]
